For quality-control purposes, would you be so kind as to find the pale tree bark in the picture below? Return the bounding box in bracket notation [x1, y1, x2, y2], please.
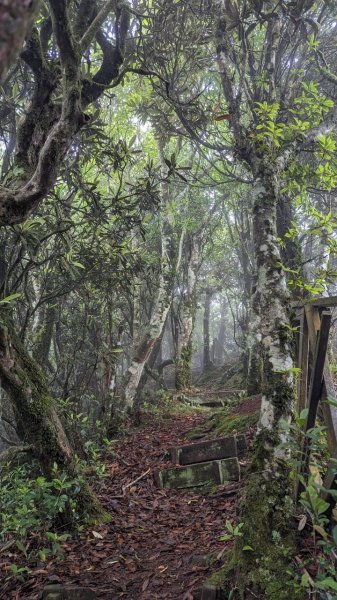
[121, 223, 184, 410]
[121, 137, 185, 411]
[175, 233, 202, 390]
[211, 0, 337, 589]
[203, 287, 215, 371]
[316, 226, 330, 297]
[131, 227, 142, 352]
[250, 159, 294, 439]
[100, 322, 123, 433]
[216, 295, 227, 364]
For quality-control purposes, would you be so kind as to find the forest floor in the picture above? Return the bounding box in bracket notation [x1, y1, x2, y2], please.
[1, 393, 259, 600]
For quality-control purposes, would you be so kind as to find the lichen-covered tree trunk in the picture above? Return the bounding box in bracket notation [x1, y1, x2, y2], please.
[175, 233, 201, 390]
[121, 224, 184, 412]
[0, 315, 106, 522]
[99, 323, 123, 433]
[317, 226, 330, 297]
[226, 161, 298, 598]
[251, 160, 294, 440]
[131, 227, 142, 353]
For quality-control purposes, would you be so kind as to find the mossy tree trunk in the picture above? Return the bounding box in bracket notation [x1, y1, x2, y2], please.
[220, 161, 298, 599]
[251, 158, 295, 437]
[0, 0, 130, 225]
[0, 315, 106, 523]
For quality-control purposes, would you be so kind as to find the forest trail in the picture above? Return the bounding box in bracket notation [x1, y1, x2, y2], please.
[3, 394, 258, 600]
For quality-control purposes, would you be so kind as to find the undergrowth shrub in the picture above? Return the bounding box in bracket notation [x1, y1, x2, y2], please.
[0, 462, 83, 558]
[280, 410, 337, 598]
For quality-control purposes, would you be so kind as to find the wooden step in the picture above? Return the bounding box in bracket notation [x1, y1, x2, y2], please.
[195, 583, 226, 600]
[154, 457, 240, 490]
[43, 585, 95, 600]
[169, 436, 238, 465]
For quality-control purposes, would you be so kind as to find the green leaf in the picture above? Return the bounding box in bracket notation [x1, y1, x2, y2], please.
[0, 293, 22, 305]
[313, 524, 328, 539]
[315, 498, 330, 516]
[316, 578, 337, 592]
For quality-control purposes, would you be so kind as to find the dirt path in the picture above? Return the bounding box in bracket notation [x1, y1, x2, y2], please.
[2, 408, 240, 600]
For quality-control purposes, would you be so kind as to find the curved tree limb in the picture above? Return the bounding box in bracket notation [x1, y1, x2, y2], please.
[0, 0, 131, 226]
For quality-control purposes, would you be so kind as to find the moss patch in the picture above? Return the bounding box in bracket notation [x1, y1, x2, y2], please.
[185, 397, 260, 440]
[212, 410, 259, 436]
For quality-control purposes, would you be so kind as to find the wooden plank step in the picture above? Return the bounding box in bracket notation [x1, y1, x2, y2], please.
[194, 583, 227, 599]
[43, 586, 95, 599]
[154, 457, 240, 490]
[169, 435, 238, 465]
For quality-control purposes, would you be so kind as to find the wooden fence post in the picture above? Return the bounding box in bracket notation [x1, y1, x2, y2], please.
[295, 310, 331, 500]
[297, 308, 309, 414]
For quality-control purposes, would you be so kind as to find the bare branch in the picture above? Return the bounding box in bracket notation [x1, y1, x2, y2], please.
[80, 0, 116, 52]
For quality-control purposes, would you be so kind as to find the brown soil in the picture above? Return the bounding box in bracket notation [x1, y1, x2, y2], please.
[1, 410, 238, 600]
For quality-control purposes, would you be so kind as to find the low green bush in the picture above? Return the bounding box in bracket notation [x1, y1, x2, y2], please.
[0, 462, 83, 559]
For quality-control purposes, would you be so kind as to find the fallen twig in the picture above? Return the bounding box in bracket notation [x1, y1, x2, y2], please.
[122, 468, 151, 494]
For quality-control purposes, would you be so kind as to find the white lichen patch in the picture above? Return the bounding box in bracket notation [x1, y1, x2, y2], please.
[269, 353, 293, 372]
[258, 395, 275, 431]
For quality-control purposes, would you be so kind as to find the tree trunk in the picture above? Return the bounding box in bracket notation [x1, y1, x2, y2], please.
[121, 225, 184, 411]
[33, 303, 56, 371]
[0, 314, 106, 523]
[175, 234, 201, 390]
[217, 295, 227, 364]
[203, 288, 213, 371]
[251, 160, 294, 438]
[100, 323, 123, 434]
[317, 226, 330, 297]
[277, 193, 301, 273]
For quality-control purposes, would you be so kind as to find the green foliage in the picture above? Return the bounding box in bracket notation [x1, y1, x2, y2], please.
[279, 415, 337, 597]
[0, 463, 82, 563]
[219, 520, 244, 542]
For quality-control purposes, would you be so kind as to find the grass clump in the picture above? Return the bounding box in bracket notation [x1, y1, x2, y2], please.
[212, 409, 259, 436]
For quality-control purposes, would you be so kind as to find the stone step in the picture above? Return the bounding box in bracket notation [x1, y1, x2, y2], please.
[154, 457, 240, 490]
[169, 435, 237, 465]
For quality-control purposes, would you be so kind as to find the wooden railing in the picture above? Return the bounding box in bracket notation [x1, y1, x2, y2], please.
[293, 297, 337, 510]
